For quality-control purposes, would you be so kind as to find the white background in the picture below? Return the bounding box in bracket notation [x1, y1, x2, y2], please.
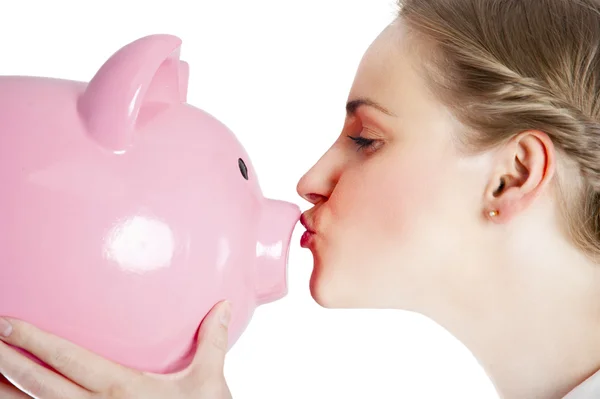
[1, 1, 499, 398]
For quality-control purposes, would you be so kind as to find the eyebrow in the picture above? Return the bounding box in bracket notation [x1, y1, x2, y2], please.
[345, 97, 395, 117]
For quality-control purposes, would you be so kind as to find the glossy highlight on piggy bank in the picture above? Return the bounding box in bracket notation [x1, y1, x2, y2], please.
[0, 34, 300, 373]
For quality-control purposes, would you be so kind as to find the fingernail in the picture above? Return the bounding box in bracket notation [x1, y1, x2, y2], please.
[0, 318, 12, 338]
[220, 301, 231, 327]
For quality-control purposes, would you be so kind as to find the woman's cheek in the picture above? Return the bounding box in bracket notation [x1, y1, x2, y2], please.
[342, 158, 443, 238]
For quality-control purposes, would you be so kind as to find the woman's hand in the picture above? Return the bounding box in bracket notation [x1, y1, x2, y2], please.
[0, 301, 233, 399]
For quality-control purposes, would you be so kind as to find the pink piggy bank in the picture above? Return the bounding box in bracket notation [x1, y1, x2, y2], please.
[0, 34, 300, 373]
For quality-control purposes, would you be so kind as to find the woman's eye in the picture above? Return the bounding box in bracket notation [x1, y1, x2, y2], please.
[346, 134, 382, 153]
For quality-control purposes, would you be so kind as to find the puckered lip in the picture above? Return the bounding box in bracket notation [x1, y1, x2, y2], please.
[300, 213, 315, 233]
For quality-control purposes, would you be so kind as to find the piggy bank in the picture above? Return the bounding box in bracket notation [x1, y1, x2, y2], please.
[0, 34, 300, 373]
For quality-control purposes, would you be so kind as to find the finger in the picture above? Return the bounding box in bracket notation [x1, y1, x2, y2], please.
[0, 341, 90, 399]
[0, 317, 137, 392]
[190, 301, 231, 375]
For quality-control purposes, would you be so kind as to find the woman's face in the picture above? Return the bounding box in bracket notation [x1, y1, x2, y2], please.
[297, 19, 497, 311]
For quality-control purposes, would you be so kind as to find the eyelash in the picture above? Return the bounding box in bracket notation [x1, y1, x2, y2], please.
[347, 134, 378, 152]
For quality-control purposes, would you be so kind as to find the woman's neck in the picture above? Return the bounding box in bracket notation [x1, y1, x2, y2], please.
[467, 294, 600, 399]
[431, 237, 600, 398]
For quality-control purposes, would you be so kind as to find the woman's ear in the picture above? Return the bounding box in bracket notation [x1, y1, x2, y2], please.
[484, 130, 556, 223]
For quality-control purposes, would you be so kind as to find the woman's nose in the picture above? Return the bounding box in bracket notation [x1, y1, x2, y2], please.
[296, 148, 341, 205]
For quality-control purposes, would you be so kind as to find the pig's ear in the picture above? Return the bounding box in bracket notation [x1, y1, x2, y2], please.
[78, 34, 189, 152]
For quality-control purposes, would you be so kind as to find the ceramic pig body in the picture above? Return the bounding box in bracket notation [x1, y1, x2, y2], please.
[0, 35, 300, 373]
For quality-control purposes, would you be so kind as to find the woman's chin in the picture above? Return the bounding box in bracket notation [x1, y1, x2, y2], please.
[309, 276, 335, 308]
[308, 262, 338, 308]
[308, 264, 360, 309]
[308, 258, 401, 309]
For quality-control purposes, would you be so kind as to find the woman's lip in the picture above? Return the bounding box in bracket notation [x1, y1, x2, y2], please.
[300, 230, 314, 248]
[300, 213, 317, 247]
[300, 214, 315, 233]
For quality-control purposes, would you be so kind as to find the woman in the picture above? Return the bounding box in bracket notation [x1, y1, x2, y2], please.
[2, 0, 600, 397]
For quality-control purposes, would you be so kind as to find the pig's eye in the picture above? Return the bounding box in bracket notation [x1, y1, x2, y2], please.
[238, 158, 248, 180]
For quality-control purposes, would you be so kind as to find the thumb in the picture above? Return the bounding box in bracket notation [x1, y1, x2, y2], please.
[191, 300, 231, 374]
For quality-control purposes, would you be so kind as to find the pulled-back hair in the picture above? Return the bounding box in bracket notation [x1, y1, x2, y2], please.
[398, 0, 600, 260]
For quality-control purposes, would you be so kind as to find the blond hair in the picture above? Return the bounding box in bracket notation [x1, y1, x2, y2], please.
[397, 0, 600, 261]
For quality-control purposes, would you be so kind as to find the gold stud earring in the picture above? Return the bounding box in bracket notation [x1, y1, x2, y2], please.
[489, 210, 499, 217]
